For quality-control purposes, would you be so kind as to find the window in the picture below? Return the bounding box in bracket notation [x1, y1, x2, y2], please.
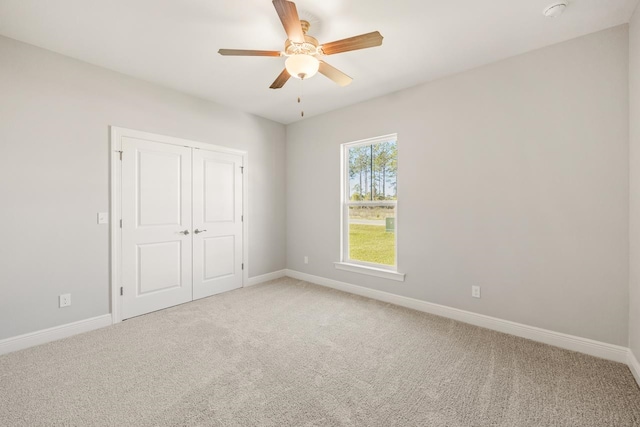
[337, 134, 403, 280]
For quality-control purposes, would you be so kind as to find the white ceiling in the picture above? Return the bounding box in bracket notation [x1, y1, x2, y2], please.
[0, 0, 638, 124]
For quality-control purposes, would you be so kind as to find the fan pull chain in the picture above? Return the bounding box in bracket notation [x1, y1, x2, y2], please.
[298, 79, 304, 118]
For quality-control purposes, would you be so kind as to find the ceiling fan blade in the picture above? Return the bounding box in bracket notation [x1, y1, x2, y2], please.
[318, 61, 352, 87]
[218, 49, 281, 57]
[320, 31, 383, 55]
[272, 0, 305, 44]
[269, 68, 291, 89]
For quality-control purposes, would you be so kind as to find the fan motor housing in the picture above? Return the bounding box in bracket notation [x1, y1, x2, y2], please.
[285, 35, 319, 56]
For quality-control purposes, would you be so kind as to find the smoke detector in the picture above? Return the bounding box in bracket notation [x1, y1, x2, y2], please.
[543, 2, 568, 18]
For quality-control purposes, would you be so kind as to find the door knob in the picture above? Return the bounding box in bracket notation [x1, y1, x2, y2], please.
[194, 229, 207, 234]
[179, 230, 190, 235]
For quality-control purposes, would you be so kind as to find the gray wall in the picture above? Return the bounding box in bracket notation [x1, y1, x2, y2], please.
[0, 36, 286, 340]
[286, 26, 630, 346]
[630, 6, 640, 357]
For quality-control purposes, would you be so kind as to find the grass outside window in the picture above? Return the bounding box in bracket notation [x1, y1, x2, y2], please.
[349, 224, 395, 266]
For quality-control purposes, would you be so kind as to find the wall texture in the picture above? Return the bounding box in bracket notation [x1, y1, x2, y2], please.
[286, 26, 630, 346]
[0, 36, 286, 340]
[630, 6, 640, 357]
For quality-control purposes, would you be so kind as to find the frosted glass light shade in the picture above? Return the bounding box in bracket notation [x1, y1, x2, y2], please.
[285, 54, 319, 80]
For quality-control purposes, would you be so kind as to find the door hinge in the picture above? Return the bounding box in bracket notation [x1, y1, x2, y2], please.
[120, 287, 123, 296]
[242, 263, 244, 270]
[240, 166, 244, 174]
[116, 150, 123, 160]
[241, 215, 243, 222]
[119, 219, 122, 228]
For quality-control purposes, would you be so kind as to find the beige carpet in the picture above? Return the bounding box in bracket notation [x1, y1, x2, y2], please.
[1, 277, 639, 426]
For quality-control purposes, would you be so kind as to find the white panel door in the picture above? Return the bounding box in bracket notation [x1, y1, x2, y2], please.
[192, 149, 243, 299]
[121, 137, 193, 319]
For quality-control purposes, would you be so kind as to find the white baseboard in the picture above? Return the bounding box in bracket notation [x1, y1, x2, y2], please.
[2, 275, 636, 387]
[0, 269, 288, 356]
[285, 269, 629, 364]
[628, 350, 640, 386]
[0, 314, 112, 356]
[246, 269, 287, 287]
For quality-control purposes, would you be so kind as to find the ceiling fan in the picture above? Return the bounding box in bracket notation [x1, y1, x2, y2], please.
[218, 0, 383, 90]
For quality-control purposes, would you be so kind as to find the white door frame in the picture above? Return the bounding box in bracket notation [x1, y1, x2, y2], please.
[110, 126, 249, 324]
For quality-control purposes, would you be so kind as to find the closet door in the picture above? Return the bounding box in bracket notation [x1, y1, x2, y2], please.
[121, 137, 193, 319]
[192, 149, 244, 300]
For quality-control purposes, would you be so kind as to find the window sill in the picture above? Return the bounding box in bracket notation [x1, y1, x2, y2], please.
[334, 262, 405, 282]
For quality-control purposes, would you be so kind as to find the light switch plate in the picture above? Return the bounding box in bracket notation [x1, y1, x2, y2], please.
[472, 286, 481, 299]
[97, 212, 109, 224]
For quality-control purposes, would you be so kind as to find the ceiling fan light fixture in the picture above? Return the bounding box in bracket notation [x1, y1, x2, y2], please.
[285, 54, 319, 80]
[219, 0, 382, 91]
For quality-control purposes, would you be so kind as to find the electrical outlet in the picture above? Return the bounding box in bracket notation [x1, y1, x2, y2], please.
[471, 286, 481, 299]
[59, 294, 71, 308]
[304, 256, 309, 264]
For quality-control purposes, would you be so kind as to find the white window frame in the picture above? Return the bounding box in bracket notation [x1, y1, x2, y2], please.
[335, 134, 405, 281]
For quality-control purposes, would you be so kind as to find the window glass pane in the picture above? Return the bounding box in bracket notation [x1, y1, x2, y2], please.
[348, 141, 397, 201]
[348, 205, 396, 266]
